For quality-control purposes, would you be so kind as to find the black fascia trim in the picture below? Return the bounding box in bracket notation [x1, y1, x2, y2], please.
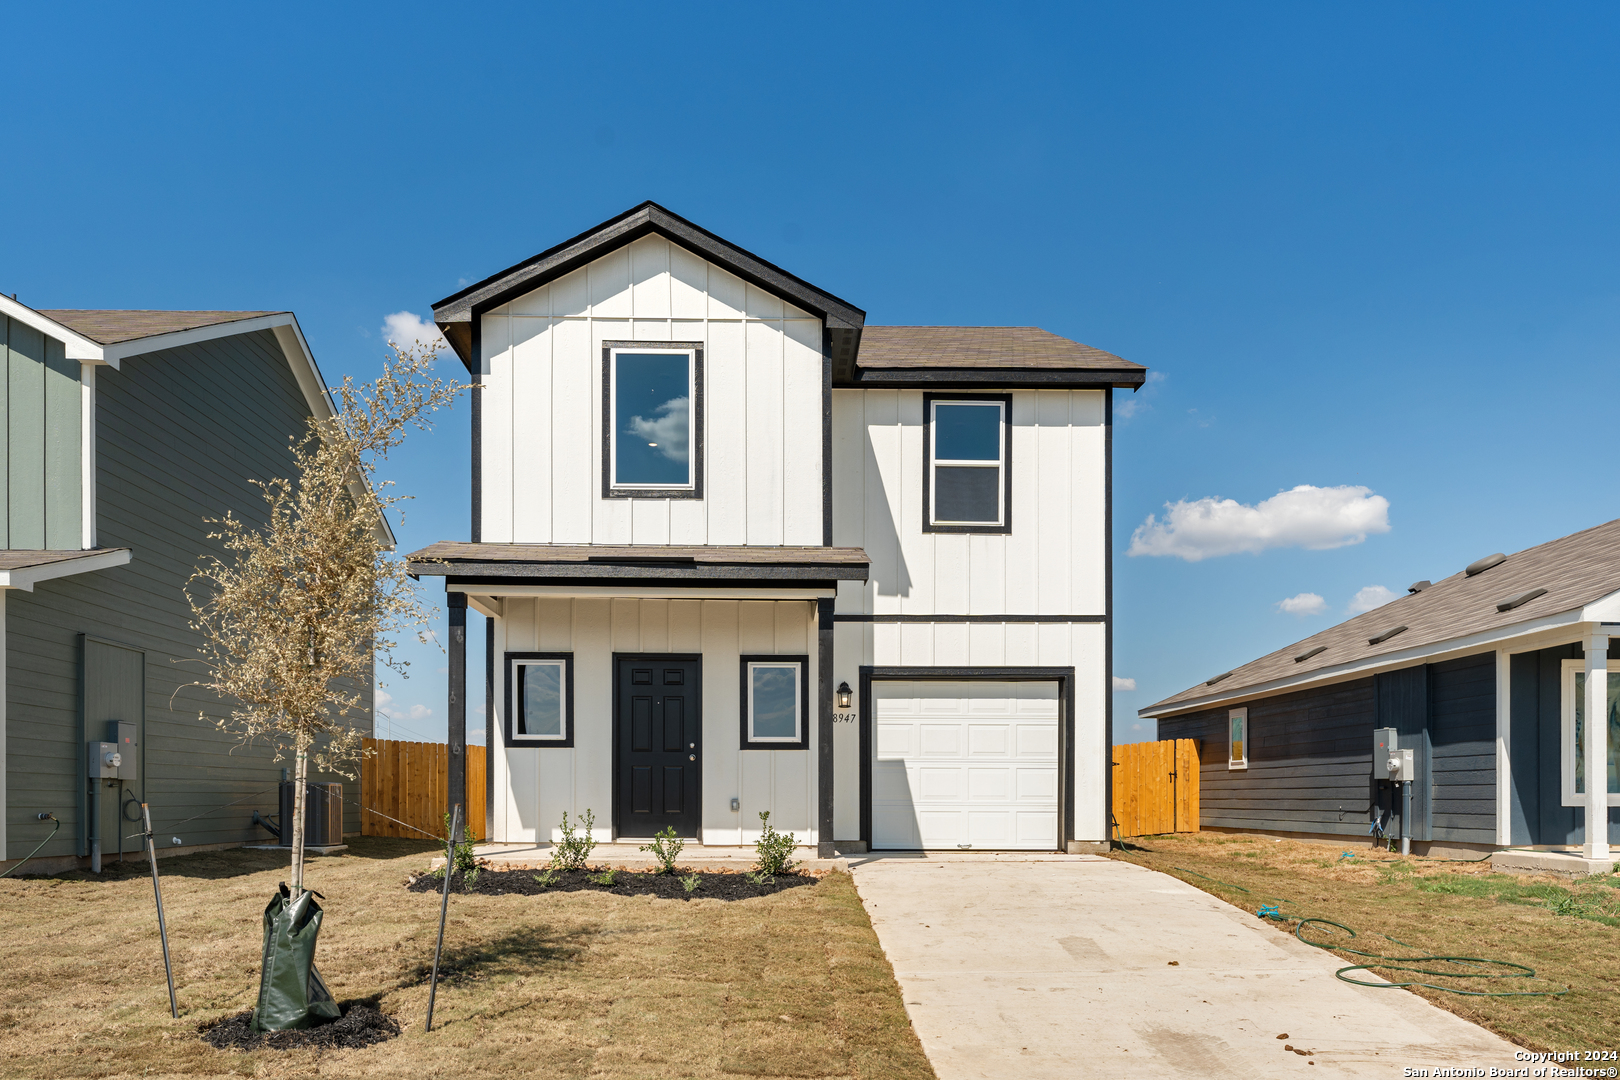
[601, 341, 705, 501]
[833, 613, 1104, 623]
[841, 368, 1147, 390]
[922, 392, 1013, 535]
[739, 654, 811, 750]
[503, 652, 575, 748]
[470, 316, 482, 543]
[431, 565, 862, 583]
[858, 665, 1077, 851]
[1103, 389, 1113, 843]
[821, 325, 834, 548]
[433, 202, 867, 370]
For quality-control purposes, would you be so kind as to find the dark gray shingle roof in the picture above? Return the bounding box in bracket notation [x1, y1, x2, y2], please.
[1141, 516, 1620, 717]
[38, 309, 281, 345]
[408, 543, 870, 581]
[859, 326, 1141, 372]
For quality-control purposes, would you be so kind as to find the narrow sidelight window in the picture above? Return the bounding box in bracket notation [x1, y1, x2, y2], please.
[603, 342, 704, 498]
[924, 394, 1010, 532]
[506, 653, 574, 747]
[1228, 707, 1247, 770]
[740, 655, 809, 749]
[1560, 660, 1620, 806]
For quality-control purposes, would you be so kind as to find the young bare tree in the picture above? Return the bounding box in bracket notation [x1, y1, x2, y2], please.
[187, 341, 464, 894]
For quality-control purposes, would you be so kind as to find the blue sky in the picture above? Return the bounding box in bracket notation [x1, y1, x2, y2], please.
[5, 4, 1620, 745]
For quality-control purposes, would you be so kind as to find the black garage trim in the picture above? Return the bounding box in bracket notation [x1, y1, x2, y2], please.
[834, 614, 1105, 623]
[857, 665, 1077, 851]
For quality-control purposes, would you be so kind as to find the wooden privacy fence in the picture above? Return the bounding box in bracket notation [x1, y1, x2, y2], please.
[361, 738, 487, 841]
[1112, 738, 1200, 838]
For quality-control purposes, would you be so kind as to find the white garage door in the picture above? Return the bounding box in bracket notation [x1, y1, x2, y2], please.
[872, 680, 1059, 851]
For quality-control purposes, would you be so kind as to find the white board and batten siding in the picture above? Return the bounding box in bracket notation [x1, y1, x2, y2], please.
[478, 235, 825, 547]
[829, 388, 1110, 844]
[493, 597, 818, 847]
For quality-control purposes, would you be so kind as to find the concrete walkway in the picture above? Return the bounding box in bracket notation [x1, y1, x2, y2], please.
[851, 854, 1525, 1079]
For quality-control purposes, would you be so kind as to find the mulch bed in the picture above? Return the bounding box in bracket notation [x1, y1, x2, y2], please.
[201, 1004, 401, 1052]
[406, 866, 817, 901]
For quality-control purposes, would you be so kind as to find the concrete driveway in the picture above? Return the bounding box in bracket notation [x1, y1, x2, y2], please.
[850, 854, 1524, 1079]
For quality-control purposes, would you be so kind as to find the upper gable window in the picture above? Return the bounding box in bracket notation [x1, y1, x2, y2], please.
[602, 341, 704, 499]
[924, 393, 1011, 532]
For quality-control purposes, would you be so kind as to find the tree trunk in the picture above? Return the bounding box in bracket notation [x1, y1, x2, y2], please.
[290, 747, 308, 895]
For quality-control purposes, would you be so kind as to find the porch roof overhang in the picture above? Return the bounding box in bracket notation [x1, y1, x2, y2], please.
[407, 542, 870, 587]
[0, 548, 132, 591]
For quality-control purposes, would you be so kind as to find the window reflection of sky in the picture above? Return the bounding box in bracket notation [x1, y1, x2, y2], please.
[934, 403, 1000, 460]
[521, 663, 563, 737]
[752, 665, 798, 738]
[616, 353, 691, 485]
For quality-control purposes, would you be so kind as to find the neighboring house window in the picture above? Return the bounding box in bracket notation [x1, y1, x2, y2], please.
[1228, 707, 1248, 770]
[506, 653, 574, 747]
[923, 393, 1011, 532]
[1560, 660, 1620, 806]
[740, 655, 809, 749]
[602, 341, 704, 499]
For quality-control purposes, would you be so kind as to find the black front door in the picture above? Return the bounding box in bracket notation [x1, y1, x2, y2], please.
[614, 655, 702, 837]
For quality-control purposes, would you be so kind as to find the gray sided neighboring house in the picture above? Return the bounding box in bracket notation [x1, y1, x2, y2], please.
[0, 301, 374, 872]
[1141, 517, 1620, 860]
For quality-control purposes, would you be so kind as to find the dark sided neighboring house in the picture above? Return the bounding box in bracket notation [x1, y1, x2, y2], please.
[0, 299, 377, 874]
[1139, 518, 1620, 867]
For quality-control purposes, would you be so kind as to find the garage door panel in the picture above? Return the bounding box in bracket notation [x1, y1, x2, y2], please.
[872, 680, 1060, 851]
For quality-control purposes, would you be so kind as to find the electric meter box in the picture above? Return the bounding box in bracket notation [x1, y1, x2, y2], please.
[106, 720, 137, 782]
[1372, 727, 1399, 780]
[88, 741, 124, 779]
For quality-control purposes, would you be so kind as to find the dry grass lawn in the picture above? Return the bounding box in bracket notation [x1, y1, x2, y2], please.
[0, 837, 935, 1079]
[1111, 832, 1620, 1053]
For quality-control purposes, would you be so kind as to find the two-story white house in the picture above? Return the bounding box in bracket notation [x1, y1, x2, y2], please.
[410, 203, 1145, 856]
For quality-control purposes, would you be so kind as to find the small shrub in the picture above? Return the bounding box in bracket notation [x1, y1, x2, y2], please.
[745, 869, 774, 887]
[551, 809, 597, 871]
[532, 868, 559, 888]
[753, 811, 798, 876]
[641, 826, 685, 874]
[588, 868, 618, 887]
[434, 811, 480, 886]
[680, 873, 702, 896]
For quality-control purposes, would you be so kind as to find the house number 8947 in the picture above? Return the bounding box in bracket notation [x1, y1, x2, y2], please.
[833, 712, 858, 724]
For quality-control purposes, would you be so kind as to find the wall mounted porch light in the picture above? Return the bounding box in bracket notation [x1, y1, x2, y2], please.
[836, 681, 852, 709]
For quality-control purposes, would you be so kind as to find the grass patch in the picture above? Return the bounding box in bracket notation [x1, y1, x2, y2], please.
[0, 836, 934, 1079]
[1110, 833, 1620, 1053]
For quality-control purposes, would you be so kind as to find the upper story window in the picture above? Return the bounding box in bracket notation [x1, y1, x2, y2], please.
[602, 341, 704, 499]
[924, 393, 1011, 532]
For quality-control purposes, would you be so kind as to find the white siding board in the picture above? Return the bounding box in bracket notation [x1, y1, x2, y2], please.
[481, 313, 514, 542]
[591, 320, 633, 544]
[968, 623, 1006, 666]
[864, 391, 900, 613]
[705, 319, 747, 544]
[572, 600, 614, 842]
[629, 236, 671, 319]
[1035, 392, 1071, 615]
[551, 268, 589, 317]
[744, 282, 783, 320]
[511, 318, 553, 542]
[702, 600, 744, 846]
[744, 319, 784, 545]
[707, 265, 746, 320]
[896, 392, 931, 614]
[968, 534, 1005, 615]
[782, 319, 823, 546]
[669, 599, 702, 652]
[589, 247, 631, 318]
[550, 318, 593, 543]
[1005, 392, 1040, 613]
[510, 281, 550, 316]
[669, 246, 708, 319]
[831, 390, 864, 556]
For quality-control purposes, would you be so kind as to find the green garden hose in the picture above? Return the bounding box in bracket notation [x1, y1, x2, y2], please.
[1167, 866, 1567, 998]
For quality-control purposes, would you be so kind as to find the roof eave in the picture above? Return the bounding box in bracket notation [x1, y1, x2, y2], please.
[432, 202, 867, 372]
[0, 548, 132, 591]
[1138, 604, 1609, 720]
[838, 366, 1148, 390]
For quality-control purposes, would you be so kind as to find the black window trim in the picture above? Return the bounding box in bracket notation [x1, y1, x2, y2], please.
[922, 391, 1013, 534]
[739, 653, 811, 750]
[601, 339, 706, 500]
[504, 651, 575, 748]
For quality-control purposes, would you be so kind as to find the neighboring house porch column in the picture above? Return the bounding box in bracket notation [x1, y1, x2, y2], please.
[1496, 647, 1511, 846]
[1584, 631, 1611, 861]
[448, 592, 467, 825]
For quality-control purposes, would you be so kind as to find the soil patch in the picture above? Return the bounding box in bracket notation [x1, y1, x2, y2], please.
[407, 866, 816, 901]
[201, 1003, 401, 1052]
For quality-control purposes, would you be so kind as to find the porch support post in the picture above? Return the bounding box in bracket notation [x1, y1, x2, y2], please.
[447, 592, 468, 825]
[817, 597, 835, 858]
[1495, 647, 1511, 846]
[1583, 632, 1611, 860]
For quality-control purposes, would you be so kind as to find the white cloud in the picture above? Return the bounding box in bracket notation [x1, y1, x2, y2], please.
[628, 396, 691, 464]
[1127, 484, 1391, 562]
[1112, 676, 1137, 692]
[1116, 370, 1166, 420]
[1348, 585, 1399, 614]
[381, 311, 446, 352]
[1276, 592, 1327, 616]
